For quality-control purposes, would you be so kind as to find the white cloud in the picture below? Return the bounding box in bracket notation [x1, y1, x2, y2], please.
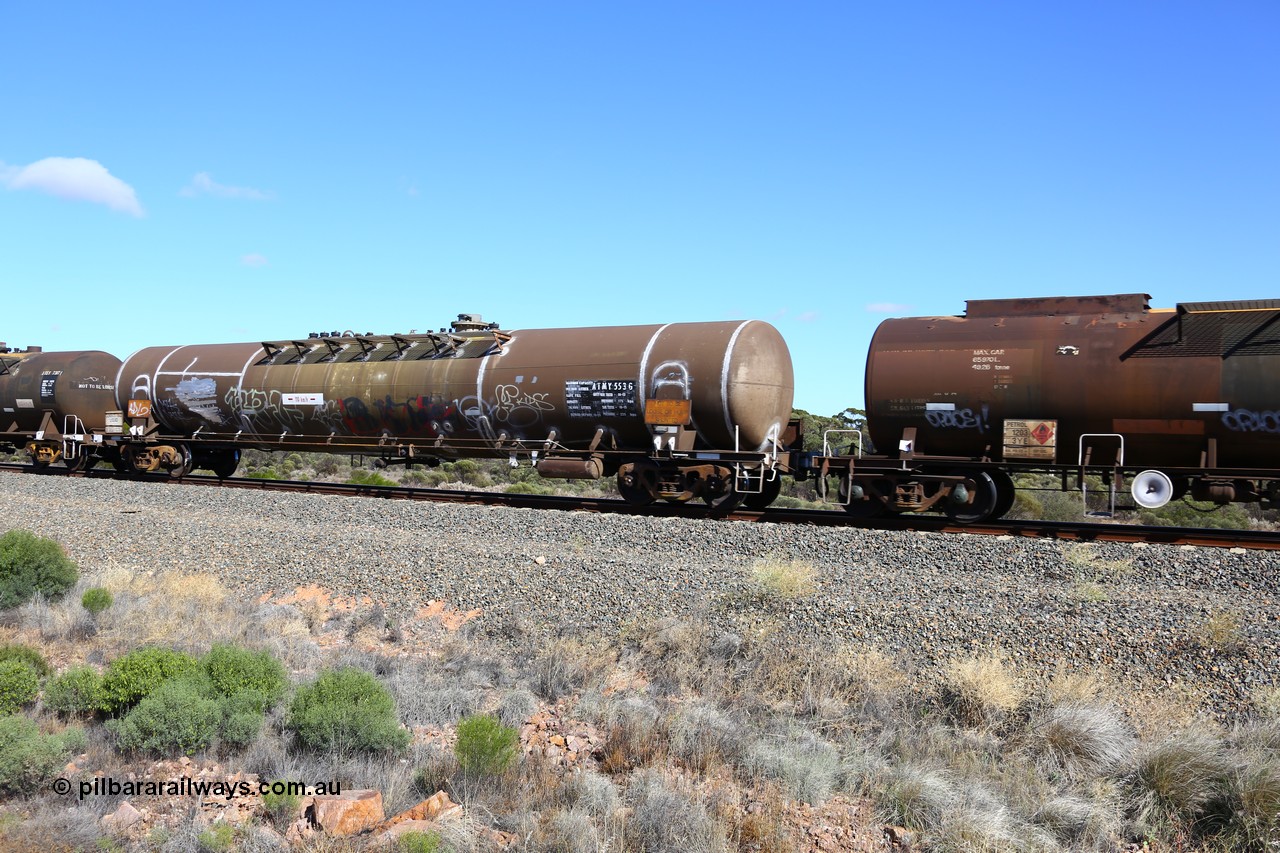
[1, 157, 143, 216]
[240, 253, 269, 267]
[865, 302, 913, 314]
[181, 172, 274, 200]
[796, 311, 820, 322]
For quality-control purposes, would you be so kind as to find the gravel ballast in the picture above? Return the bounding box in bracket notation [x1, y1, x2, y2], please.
[2, 472, 1276, 718]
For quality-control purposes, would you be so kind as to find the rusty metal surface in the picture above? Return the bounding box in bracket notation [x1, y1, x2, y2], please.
[866, 296, 1280, 470]
[117, 320, 794, 457]
[0, 351, 122, 433]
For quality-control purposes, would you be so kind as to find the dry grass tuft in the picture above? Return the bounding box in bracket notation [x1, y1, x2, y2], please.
[1033, 702, 1135, 777]
[1196, 609, 1245, 654]
[748, 558, 817, 600]
[91, 567, 240, 653]
[669, 701, 745, 774]
[1044, 666, 1110, 706]
[532, 637, 615, 701]
[1253, 686, 1280, 722]
[624, 769, 723, 853]
[1129, 729, 1230, 832]
[939, 650, 1025, 729]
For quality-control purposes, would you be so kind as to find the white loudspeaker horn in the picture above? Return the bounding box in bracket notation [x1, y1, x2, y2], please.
[1131, 470, 1174, 509]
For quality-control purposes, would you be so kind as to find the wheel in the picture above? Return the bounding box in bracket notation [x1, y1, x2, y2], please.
[168, 445, 194, 479]
[115, 446, 139, 475]
[839, 477, 887, 518]
[63, 452, 89, 473]
[989, 469, 1016, 519]
[204, 449, 241, 479]
[945, 470, 1001, 524]
[742, 473, 783, 510]
[616, 468, 656, 506]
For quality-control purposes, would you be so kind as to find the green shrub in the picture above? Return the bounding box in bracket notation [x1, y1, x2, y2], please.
[196, 823, 235, 852]
[99, 647, 200, 713]
[202, 644, 287, 706]
[44, 666, 103, 717]
[262, 785, 301, 825]
[107, 677, 220, 755]
[217, 691, 266, 747]
[58, 726, 88, 755]
[0, 529, 79, 608]
[245, 469, 281, 480]
[0, 660, 40, 715]
[0, 643, 50, 677]
[346, 469, 397, 487]
[286, 667, 410, 753]
[0, 714, 72, 794]
[454, 713, 519, 777]
[81, 586, 113, 616]
[397, 830, 443, 853]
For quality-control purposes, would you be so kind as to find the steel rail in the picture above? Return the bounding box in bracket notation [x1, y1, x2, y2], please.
[2, 462, 1278, 550]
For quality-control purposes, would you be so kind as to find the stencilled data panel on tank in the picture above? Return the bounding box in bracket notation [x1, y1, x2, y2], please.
[565, 380, 639, 419]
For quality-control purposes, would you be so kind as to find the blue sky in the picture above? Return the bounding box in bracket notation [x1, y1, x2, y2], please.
[2, 2, 1276, 415]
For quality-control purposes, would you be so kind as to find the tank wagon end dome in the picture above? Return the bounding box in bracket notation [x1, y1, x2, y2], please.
[719, 320, 794, 450]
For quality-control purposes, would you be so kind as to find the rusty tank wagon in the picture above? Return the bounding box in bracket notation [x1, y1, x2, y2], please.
[817, 294, 1280, 521]
[0, 348, 122, 469]
[111, 315, 795, 507]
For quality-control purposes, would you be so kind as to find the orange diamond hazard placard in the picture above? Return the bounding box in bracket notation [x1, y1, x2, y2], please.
[1002, 419, 1057, 461]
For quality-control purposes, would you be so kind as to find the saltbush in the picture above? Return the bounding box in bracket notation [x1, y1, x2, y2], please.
[262, 785, 301, 826]
[217, 691, 267, 747]
[0, 660, 40, 715]
[346, 469, 397, 487]
[202, 644, 287, 706]
[81, 586, 113, 617]
[0, 529, 79, 608]
[286, 667, 410, 753]
[44, 666, 103, 718]
[0, 715, 73, 794]
[108, 677, 221, 755]
[455, 713, 519, 777]
[0, 643, 50, 677]
[397, 831, 443, 853]
[99, 647, 200, 713]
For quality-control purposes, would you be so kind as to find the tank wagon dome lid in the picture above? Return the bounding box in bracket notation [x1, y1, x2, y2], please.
[964, 293, 1151, 318]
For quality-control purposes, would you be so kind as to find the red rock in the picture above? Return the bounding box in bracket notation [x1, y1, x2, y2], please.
[102, 801, 143, 832]
[382, 791, 461, 827]
[311, 789, 385, 836]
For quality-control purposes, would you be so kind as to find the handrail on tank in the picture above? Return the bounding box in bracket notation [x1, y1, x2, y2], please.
[823, 429, 863, 458]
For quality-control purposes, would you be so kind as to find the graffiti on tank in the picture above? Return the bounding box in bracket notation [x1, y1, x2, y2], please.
[373, 395, 455, 437]
[225, 387, 306, 433]
[325, 395, 457, 438]
[171, 377, 228, 426]
[456, 394, 500, 441]
[650, 361, 691, 399]
[130, 374, 152, 400]
[1222, 409, 1280, 434]
[493, 385, 554, 428]
[925, 403, 990, 433]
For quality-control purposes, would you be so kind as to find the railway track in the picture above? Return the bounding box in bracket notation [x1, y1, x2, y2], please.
[3, 461, 1278, 550]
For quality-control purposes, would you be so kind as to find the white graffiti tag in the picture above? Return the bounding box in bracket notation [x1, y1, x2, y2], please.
[925, 407, 985, 432]
[493, 385, 554, 428]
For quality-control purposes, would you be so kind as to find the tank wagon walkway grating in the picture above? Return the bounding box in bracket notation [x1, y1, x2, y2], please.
[1123, 302, 1280, 359]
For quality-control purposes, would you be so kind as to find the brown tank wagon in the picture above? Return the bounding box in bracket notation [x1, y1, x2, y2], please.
[818, 294, 1280, 521]
[0, 349, 123, 469]
[112, 315, 795, 507]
